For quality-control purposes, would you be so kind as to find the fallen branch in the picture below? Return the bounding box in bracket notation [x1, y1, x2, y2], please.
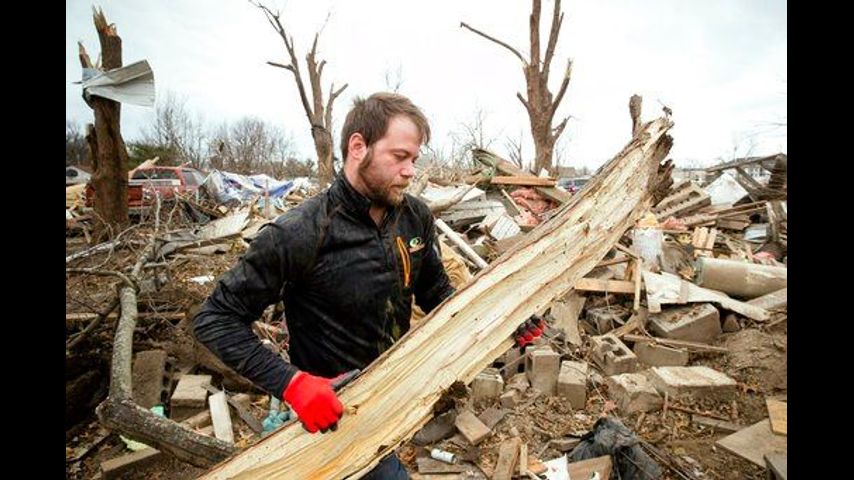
[94, 198, 236, 467]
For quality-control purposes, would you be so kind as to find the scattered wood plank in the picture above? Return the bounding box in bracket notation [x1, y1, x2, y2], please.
[209, 391, 234, 444]
[519, 442, 528, 476]
[549, 293, 585, 346]
[691, 414, 743, 433]
[101, 448, 163, 480]
[454, 410, 491, 445]
[491, 176, 556, 187]
[766, 399, 787, 435]
[500, 188, 523, 216]
[197, 117, 674, 480]
[416, 457, 467, 474]
[436, 218, 489, 269]
[494, 437, 522, 480]
[717, 420, 787, 467]
[574, 278, 636, 294]
[473, 148, 572, 204]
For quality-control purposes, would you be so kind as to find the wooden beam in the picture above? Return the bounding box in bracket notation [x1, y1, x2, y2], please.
[473, 148, 572, 203]
[574, 277, 636, 294]
[491, 176, 557, 187]
[198, 117, 674, 479]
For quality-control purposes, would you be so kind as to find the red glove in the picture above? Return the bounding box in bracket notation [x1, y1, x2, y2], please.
[515, 314, 546, 347]
[282, 371, 344, 433]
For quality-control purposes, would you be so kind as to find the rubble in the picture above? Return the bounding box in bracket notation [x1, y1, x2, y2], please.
[66, 144, 787, 480]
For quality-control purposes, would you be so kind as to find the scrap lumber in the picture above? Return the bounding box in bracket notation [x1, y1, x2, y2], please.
[436, 218, 489, 269]
[574, 278, 635, 294]
[198, 118, 674, 479]
[491, 175, 556, 187]
[473, 148, 572, 204]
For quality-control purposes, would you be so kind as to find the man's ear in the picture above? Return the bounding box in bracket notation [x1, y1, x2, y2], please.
[347, 133, 367, 162]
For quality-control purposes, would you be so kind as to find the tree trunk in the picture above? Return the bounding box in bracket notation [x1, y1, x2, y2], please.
[84, 9, 130, 240]
[313, 125, 334, 186]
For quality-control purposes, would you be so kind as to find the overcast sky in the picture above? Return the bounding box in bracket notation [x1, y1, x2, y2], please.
[66, 1, 787, 169]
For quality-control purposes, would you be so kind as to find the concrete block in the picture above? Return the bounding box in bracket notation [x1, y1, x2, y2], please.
[557, 361, 588, 409]
[472, 368, 504, 402]
[645, 366, 737, 400]
[525, 347, 561, 395]
[648, 303, 721, 343]
[500, 389, 521, 408]
[132, 350, 168, 409]
[506, 373, 530, 394]
[585, 306, 630, 334]
[605, 373, 663, 414]
[633, 342, 689, 367]
[170, 374, 211, 421]
[589, 334, 638, 375]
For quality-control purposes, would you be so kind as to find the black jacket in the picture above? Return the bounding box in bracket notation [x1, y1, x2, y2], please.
[193, 174, 455, 397]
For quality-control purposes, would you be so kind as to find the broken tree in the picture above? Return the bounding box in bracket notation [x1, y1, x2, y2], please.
[198, 117, 674, 479]
[462, 0, 573, 174]
[254, 2, 348, 187]
[78, 7, 131, 240]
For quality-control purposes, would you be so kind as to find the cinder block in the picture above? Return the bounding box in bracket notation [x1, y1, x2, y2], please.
[648, 303, 721, 343]
[585, 306, 630, 334]
[557, 361, 588, 409]
[170, 374, 211, 421]
[590, 334, 638, 375]
[605, 373, 663, 414]
[472, 368, 504, 402]
[525, 347, 561, 395]
[505, 372, 530, 394]
[645, 366, 737, 400]
[633, 342, 689, 367]
[500, 390, 521, 408]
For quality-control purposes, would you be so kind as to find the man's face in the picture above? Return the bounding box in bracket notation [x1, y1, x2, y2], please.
[355, 115, 421, 207]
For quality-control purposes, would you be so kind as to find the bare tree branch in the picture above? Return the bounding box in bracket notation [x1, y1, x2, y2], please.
[543, 4, 564, 77]
[460, 21, 526, 65]
[266, 61, 294, 72]
[549, 58, 573, 121]
[553, 116, 570, 139]
[529, 0, 542, 66]
[516, 92, 530, 113]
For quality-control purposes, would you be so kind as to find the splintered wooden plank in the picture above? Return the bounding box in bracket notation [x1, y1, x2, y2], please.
[717, 420, 787, 467]
[491, 176, 556, 187]
[199, 118, 674, 480]
[493, 437, 522, 480]
[209, 391, 234, 444]
[766, 399, 787, 435]
[574, 278, 636, 294]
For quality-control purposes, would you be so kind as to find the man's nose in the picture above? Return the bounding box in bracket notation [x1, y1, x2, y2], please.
[400, 161, 415, 178]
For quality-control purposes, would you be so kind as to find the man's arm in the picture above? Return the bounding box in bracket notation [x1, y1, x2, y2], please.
[413, 213, 456, 313]
[193, 223, 298, 397]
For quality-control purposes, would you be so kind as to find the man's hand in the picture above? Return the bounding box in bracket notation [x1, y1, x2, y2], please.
[515, 314, 546, 347]
[282, 371, 344, 433]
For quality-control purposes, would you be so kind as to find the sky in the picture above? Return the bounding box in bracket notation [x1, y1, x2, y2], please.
[66, 0, 787, 170]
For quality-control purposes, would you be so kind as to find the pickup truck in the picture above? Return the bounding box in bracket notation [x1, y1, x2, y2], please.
[85, 166, 207, 213]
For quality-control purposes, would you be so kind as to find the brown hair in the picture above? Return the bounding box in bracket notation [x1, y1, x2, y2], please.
[340, 92, 431, 160]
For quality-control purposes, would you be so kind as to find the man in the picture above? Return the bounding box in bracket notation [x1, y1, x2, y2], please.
[194, 93, 543, 478]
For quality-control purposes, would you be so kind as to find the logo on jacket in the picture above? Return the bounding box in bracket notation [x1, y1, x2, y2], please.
[408, 237, 424, 253]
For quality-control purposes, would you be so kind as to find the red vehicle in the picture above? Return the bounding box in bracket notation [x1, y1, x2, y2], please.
[86, 166, 207, 213]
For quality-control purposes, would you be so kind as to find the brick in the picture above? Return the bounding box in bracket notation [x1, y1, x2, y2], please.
[525, 347, 561, 395]
[170, 374, 211, 421]
[471, 368, 504, 402]
[648, 303, 721, 343]
[557, 361, 588, 409]
[605, 373, 663, 414]
[645, 366, 737, 400]
[589, 334, 638, 375]
[633, 342, 689, 367]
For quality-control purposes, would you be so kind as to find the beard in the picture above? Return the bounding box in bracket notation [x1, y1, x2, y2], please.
[358, 149, 409, 207]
